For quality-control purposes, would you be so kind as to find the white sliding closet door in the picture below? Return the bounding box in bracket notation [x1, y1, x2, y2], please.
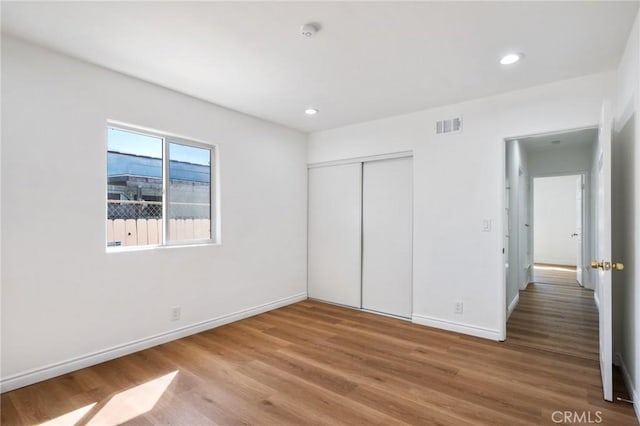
[308, 164, 362, 308]
[362, 157, 413, 318]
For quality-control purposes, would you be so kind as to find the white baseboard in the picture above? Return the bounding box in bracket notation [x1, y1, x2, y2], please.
[519, 264, 531, 290]
[508, 293, 520, 319]
[0, 292, 307, 393]
[594, 291, 600, 312]
[412, 314, 501, 341]
[617, 352, 640, 423]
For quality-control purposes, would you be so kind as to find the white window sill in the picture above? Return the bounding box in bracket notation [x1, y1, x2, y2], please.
[106, 241, 220, 253]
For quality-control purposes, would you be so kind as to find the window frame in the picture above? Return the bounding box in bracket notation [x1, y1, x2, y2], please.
[106, 121, 219, 251]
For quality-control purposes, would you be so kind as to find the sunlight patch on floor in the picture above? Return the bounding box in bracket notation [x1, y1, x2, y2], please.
[34, 371, 178, 425]
[37, 403, 97, 426]
[534, 265, 576, 272]
[86, 370, 178, 425]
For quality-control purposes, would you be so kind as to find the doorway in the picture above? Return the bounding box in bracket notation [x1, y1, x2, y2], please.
[504, 127, 598, 319]
[532, 174, 585, 287]
[503, 128, 599, 353]
[503, 102, 626, 403]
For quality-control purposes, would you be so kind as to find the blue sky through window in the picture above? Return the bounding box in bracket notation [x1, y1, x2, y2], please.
[108, 128, 211, 166]
[170, 143, 210, 166]
[108, 128, 162, 158]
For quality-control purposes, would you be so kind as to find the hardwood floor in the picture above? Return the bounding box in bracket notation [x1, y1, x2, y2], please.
[531, 264, 583, 288]
[509, 265, 599, 360]
[2, 277, 638, 424]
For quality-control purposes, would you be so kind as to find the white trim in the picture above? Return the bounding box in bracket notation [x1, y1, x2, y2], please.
[617, 352, 640, 423]
[594, 291, 600, 312]
[0, 293, 307, 393]
[508, 293, 520, 319]
[529, 170, 590, 179]
[106, 241, 221, 253]
[412, 314, 502, 341]
[521, 263, 531, 290]
[307, 150, 413, 169]
[505, 125, 599, 143]
[107, 119, 215, 148]
[500, 139, 507, 341]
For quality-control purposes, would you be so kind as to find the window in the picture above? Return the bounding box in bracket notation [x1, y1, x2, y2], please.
[106, 125, 216, 248]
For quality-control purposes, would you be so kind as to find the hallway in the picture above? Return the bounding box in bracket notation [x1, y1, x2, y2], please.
[506, 265, 635, 416]
[508, 265, 598, 360]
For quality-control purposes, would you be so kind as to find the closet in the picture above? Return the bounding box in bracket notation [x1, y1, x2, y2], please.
[307, 155, 413, 318]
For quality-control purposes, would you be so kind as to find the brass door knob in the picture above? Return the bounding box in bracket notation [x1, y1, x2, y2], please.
[612, 262, 624, 271]
[591, 260, 624, 271]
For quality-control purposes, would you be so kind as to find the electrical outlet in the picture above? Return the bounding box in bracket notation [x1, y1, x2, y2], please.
[454, 301, 464, 314]
[171, 306, 181, 321]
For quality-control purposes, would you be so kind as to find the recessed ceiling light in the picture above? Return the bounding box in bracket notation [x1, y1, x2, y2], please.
[305, 108, 319, 116]
[551, 140, 561, 145]
[500, 53, 524, 65]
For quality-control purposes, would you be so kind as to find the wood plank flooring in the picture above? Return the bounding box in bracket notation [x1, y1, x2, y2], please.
[2, 274, 638, 425]
[509, 265, 599, 360]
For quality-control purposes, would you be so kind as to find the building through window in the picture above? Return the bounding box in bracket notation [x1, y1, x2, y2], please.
[106, 126, 215, 248]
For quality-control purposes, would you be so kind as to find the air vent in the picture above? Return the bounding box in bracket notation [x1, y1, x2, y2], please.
[436, 116, 462, 135]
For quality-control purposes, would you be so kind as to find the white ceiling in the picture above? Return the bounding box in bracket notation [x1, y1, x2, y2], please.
[518, 128, 597, 153]
[2, 1, 638, 133]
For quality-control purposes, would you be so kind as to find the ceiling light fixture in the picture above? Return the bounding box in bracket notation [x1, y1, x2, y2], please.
[300, 23, 319, 38]
[500, 53, 524, 65]
[305, 108, 319, 116]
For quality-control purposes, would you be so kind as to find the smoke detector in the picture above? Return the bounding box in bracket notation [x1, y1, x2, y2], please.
[300, 23, 319, 37]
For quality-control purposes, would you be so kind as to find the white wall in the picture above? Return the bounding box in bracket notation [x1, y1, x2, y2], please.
[309, 71, 614, 341]
[612, 11, 640, 421]
[533, 175, 579, 266]
[528, 144, 594, 176]
[0, 37, 308, 390]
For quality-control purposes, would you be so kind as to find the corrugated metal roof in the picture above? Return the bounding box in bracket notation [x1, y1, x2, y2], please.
[107, 151, 210, 183]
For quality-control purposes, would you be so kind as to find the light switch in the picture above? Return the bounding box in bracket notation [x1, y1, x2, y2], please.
[482, 219, 492, 232]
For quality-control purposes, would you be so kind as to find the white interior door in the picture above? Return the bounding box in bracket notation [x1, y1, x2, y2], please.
[518, 169, 529, 288]
[362, 157, 413, 318]
[576, 175, 584, 286]
[308, 164, 362, 308]
[594, 102, 613, 401]
[505, 181, 511, 294]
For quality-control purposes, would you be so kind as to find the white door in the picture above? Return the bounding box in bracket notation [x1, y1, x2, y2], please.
[576, 175, 584, 286]
[308, 164, 362, 308]
[362, 157, 413, 318]
[518, 169, 529, 288]
[594, 102, 613, 401]
[505, 181, 511, 301]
